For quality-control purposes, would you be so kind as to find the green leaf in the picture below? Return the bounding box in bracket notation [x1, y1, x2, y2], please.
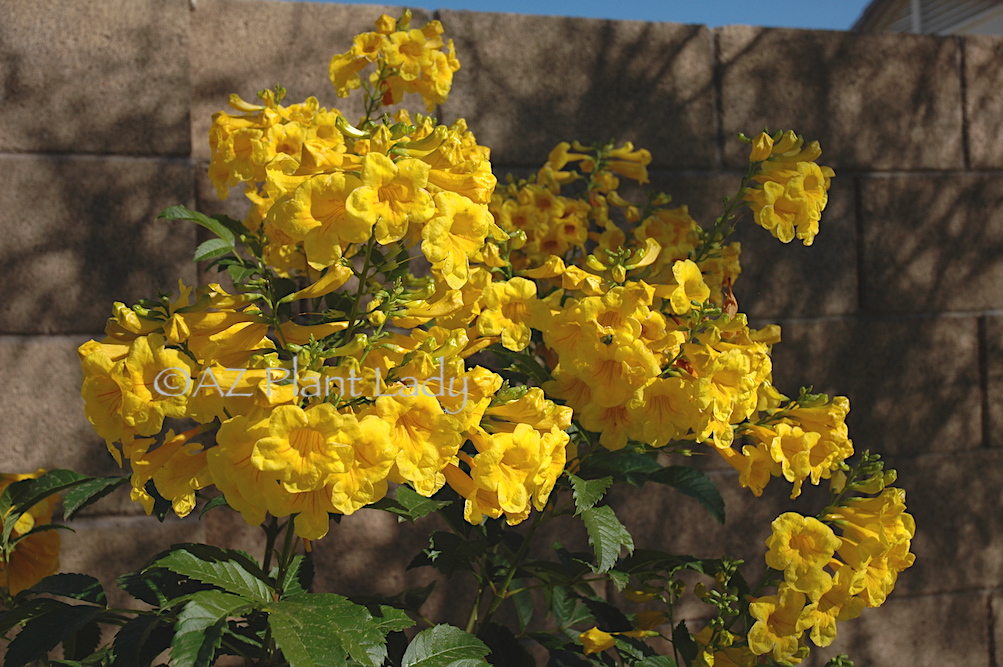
[4, 601, 103, 667]
[25, 573, 106, 606]
[510, 580, 534, 633]
[193, 237, 233, 262]
[111, 614, 173, 667]
[0, 598, 62, 636]
[158, 205, 236, 247]
[1, 470, 92, 547]
[62, 476, 128, 520]
[372, 485, 452, 522]
[636, 657, 679, 667]
[198, 494, 230, 518]
[672, 620, 698, 667]
[408, 532, 487, 577]
[280, 554, 314, 598]
[61, 618, 102, 661]
[550, 586, 593, 630]
[649, 466, 725, 524]
[566, 474, 612, 516]
[579, 451, 661, 486]
[150, 544, 272, 603]
[171, 591, 251, 667]
[580, 506, 634, 573]
[477, 623, 534, 667]
[266, 593, 390, 667]
[401, 625, 491, 667]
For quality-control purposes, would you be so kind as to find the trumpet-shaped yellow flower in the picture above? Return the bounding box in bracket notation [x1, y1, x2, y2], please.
[477, 277, 541, 351]
[748, 585, 810, 661]
[346, 153, 435, 244]
[374, 393, 462, 496]
[765, 512, 841, 595]
[421, 191, 492, 289]
[252, 404, 361, 493]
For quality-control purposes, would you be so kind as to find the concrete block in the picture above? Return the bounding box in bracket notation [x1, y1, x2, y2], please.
[859, 174, 1003, 314]
[770, 315, 980, 456]
[59, 515, 205, 608]
[0, 0, 190, 156]
[985, 314, 1003, 448]
[885, 450, 1003, 598]
[438, 11, 718, 169]
[190, 0, 431, 161]
[718, 27, 964, 171]
[0, 335, 123, 479]
[0, 155, 197, 334]
[804, 591, 990, 667]
[964, 35, 1003, 169]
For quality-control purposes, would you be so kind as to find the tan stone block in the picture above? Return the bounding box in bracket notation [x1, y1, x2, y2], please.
[59, 515, 205, 608]
[964, 35, 1003, 169]
[770, 315, 981, 455]
[718, 27, 964, 171]
[860, 174, 1003, 314]
[985, 314, 1003, 447]
[190, 0, 431, 161]
[438, 11, 717, 169]
[804, 591, 990, 667]
[0, 155, 197, 334]
[0, 336, 124, 478]
[0, 0, 190, 155]
[884, 450, 1003, 598]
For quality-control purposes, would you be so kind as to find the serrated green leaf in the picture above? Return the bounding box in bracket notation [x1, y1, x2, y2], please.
[25, 573, 106, 606]
[198, 494, 230, 519]
[672, 620, 698, 667]
[636, 656, 678, 667]
[4, 601, 103, 667]
[158, 205, 236, 246]
[0, 598, 62, 636]
[111, 614, 173, 667]
[62, 476, 128, 520]
[607, 569, 629, 591]
[372, 486, 451, 522]
[567, 474, 612, 515]
[551, 586, 593, 630]
[266, 593, 388, 667]
[401, 625, 491, 667]
[280, 554, 314, 598]
[580, 506, 634, 573]
[171, 591, 250, 667]
[150, 545, 272, 603]
[408, 532, 486, 577]
[62, 618, 102, 661]
[373, 605, 415, 633]
[649, 466, 725, 524]
[510, 580, 534, 633]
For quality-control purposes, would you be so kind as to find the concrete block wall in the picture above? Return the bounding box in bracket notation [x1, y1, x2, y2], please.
[1, 0, 1000, 664]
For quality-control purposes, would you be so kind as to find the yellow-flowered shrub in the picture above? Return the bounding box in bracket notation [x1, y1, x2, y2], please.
[58, 10, 912, 666]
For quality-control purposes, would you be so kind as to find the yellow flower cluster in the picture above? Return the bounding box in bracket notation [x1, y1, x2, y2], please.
[0, 470, 60, 595]
[748, 487, 915, 661]
[328, 9, 460, 111]
[78, 12, 576, 540]
[745, 130, 835, 246]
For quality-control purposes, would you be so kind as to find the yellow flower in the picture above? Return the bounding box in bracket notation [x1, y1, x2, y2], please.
[476, 277, 540, 351]
[579, 627, 615, 655]
[747, 585, 810, 661]
[669, 259, 711, 314]
[269, 172, 367, 269]
[346, 153, 435, 244]
[208, 414, 285, 528]
[626, 377, 698, 447]
[765, 512, 841, 595]
[421, 192, 492, 289]
[374, 393, 462, 497]
[749, 131, 774, 162]
[0, 470, 61, 595]
[800, 566, 866, 647]
[251, 404, 362, 493]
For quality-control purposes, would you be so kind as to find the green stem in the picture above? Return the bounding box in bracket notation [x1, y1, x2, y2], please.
[477, 506, 548, 632]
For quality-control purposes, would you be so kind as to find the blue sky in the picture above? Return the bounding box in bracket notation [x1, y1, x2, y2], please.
[302, 0, 874, 30]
